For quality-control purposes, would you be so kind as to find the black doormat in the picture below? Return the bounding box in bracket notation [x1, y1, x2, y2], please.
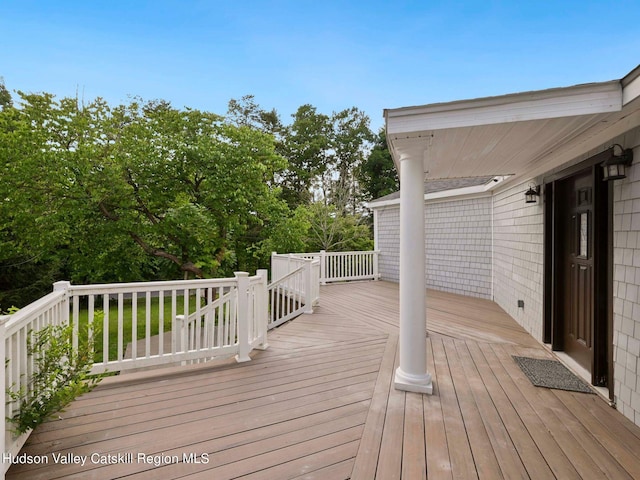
[513, 356, 594, 394]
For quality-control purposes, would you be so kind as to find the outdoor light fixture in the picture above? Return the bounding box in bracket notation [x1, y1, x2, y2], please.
[601, 144, 634, 181]
[524, 184, 540, 204]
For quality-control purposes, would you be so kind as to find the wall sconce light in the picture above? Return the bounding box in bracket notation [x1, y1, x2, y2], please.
[525, 184, 540, 204]
[601, 144, 634, 181]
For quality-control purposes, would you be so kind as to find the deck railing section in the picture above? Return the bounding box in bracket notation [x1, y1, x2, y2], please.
[1, 286, 70, 470]
[288, 250, 380, 284]
[268, 254, 318, 330]
[0, 249, 377, 474]
[60, 272, 268, 374]
[0, 272, 269, 472]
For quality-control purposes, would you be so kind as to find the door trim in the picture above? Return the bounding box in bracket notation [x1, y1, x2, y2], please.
[543, 151, 613, 400]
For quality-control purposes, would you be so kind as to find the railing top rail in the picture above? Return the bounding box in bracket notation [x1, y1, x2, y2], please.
[66, 277, 243, 295]
[268, 265, 305, 288]
[2, 290, 66, 331]
[271, 253, 311, 261]
[322, 250, 379, 256]
[285, 250, 379, 257]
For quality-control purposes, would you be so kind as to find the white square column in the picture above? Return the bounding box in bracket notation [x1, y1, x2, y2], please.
[394, 154, 433, 394]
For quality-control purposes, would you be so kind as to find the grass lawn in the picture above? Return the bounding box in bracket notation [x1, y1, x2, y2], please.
[77, 294, 202, 363]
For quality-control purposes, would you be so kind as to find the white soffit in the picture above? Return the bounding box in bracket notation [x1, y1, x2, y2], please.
[385, 80, 629, 182]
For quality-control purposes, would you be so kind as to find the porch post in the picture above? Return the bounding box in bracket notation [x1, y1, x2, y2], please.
[394, 154, 433, 394]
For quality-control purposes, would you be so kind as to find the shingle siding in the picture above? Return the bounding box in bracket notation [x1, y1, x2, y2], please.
[613, 138, 640, 425]
[492, 182, 544, 342]
[376, 206, 400, 282]
[376, 196, 492, 299]
[425, 197, 492, 298]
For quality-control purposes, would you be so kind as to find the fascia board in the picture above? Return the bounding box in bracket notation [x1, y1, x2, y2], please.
[622, 68, 640, 105]
[367, 183, 494, 209]
[386, 81, 622, 135]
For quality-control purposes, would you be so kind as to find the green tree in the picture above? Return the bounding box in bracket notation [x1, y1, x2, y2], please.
[278, 105, 332, 208]
[302, 203, 373, 252]
[0, 77, 12, 109]
[358, 128, 399, 201]
[226, 94, 282, 135]
[326, 107, 372, 214]
[2, 93, 287, 290]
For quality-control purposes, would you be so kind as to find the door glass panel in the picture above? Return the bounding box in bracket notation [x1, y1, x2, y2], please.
[579, 212, 588, 257]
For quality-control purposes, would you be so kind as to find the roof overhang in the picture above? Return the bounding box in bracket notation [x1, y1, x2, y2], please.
[385, 65, 640, 184]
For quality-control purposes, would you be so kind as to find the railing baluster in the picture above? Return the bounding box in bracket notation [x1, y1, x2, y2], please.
[195, 288, 201, 351]
[88, 295, 95, 359]
[117, 293, 124, 361]
[230, 287, 236, 347]
[131, 292, 137, 360]
[183, 288, 189, 351]
[158, 290, 164, 356]
[216, 287, 223, 347]
[145, 292, 151, 358]
[72, 294, 79, 353]
[171, 289, 177, 354]
[103, 293, 109, 365]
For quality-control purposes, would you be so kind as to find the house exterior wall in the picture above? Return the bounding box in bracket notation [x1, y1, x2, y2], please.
[374, 131, 640, 426]
[375, 196, 492, 298]
[376, 205, 400, 282]
[613, 138, 640, 425]
[425, 196, 493, 298]
[490, 131, 640, 425]
[491, 181, 545, 342]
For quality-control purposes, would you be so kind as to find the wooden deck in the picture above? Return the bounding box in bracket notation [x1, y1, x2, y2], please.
[8, 281, 640, 479]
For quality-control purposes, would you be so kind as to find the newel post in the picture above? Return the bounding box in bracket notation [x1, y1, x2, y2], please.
[373, 251, 380, 280]
[255, 269, 269, 350]
[53, 280, 74, 353]
[53, 281, 71, 325]
[303, 259, 314, 314]
[234, 272, 251, 363]
[320, 250, 327, 285]
[175, 315, 187, 353]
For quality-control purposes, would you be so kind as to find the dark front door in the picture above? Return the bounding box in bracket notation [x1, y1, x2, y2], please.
[546, 154, 612, 392]
[557, 169, 594, 371]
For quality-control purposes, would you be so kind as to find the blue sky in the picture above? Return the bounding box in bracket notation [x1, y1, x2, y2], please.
[1, 1, 639, 131]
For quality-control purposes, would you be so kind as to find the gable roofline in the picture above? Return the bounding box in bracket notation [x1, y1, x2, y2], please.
[367, 175, 507, 209]
[384, 81, 621, 136]
[384, 64, 640, 184]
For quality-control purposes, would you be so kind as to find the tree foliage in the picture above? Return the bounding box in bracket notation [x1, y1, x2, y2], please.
[2, 93, 286, 291]
[358, 128, 399, 201]
[1, 86, 388, 307]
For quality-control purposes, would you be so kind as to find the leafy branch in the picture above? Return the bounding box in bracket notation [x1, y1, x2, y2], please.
[6, 320, 104, 434]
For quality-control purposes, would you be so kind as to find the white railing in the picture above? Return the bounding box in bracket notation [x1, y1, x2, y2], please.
[60, 272, 268, 374]
[1, 250, 377, 474]
[1, 288, 70, 473]
[268, 254, 319, 329]
[170, 271, 269, 365]
[0, 271, 269, 474]
[288, 250, 380, 284]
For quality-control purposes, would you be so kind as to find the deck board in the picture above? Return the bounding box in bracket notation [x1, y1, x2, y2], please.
[8, 281, 640, 479]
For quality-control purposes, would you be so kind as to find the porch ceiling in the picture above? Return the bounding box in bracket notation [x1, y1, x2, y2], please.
[385, 65, 640, 185]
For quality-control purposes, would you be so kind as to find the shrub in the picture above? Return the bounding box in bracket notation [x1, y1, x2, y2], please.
[7, 322, 104, 434]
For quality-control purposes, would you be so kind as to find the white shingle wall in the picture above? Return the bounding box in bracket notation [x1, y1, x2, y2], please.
[492, 181, 545, 341]
[613, 140, 640, 425]
[375, 196, 492, 298]
[425, 196, 492, 298]
[376, 206, 400, 282]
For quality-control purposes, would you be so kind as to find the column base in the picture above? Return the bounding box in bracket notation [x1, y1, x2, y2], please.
[394, 367, 433, 394]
